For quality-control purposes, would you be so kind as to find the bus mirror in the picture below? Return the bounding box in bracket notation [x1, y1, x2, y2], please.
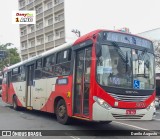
[96, 43, 102, 57]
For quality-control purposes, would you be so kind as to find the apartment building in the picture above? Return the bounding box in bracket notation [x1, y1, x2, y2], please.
[19, 0, 65, 60]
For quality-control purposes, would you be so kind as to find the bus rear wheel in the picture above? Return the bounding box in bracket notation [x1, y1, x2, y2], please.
[56, 99, 70, 125]
[13, 96, 19, 110]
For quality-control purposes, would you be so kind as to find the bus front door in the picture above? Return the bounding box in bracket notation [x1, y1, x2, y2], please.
[74, 47, 92, 117]
[27, 65, 34, 109]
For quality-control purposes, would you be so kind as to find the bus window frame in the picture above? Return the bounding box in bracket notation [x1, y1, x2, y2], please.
[35, 58, 43, 79]
[54, 48, 72, 76]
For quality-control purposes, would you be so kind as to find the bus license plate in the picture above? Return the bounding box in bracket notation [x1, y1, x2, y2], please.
[126, 110, 136, 115]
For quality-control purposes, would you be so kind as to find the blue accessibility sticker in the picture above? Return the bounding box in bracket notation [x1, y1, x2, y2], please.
[133, 80, 140, 89]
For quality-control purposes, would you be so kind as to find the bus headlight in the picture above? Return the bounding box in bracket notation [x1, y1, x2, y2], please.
[150, 101, 155, 107]
[93, 96, 112, 110]
[147, 101, 155, 110]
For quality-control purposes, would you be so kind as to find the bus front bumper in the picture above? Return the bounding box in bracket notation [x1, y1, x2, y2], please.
[92, 102, 155, 121]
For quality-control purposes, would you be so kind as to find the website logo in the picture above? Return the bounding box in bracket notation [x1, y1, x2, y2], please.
[2, 131, 11, 136]
[12, 11, 36, 24]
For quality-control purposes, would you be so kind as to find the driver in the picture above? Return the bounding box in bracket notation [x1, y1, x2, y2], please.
[116, 58, 127, 77]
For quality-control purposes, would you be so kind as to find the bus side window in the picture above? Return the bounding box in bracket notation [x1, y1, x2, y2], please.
[84, 48, 92, 83]
[20, 66, 26, 81]
[12, 67, 19, 82]
[7, 72, 11, 87]
[11, 67, 23, 82]
[42, 54, 55, 78]
[2, 72, 7, 84]
[55, 49, 71, 76]
[51, 55, 55, 65]
[35, 59, 42, 79]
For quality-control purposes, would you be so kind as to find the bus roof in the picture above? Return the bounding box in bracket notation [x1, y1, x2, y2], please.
[6, 41, 74, 71]
[73, 29, 153, 46]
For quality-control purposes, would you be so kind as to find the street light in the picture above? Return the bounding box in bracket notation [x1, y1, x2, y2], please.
[71, 29, 81, 37]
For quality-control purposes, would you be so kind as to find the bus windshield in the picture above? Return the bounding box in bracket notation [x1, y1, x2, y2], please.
[96, 43, 155, 90]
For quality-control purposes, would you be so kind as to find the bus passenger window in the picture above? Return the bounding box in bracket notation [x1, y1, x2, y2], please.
[42, 54, 54, 78]
[20, 66, 26, 81]
[55, 49, 71, 76]
[51, 55, 55, 65]
[12, 67, 20, 82]
[84, 48, 92, 83]
[35, 59, 42, 79]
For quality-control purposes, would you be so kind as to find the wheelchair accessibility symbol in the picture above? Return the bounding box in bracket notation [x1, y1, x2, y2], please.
[134, 80, 140, 89]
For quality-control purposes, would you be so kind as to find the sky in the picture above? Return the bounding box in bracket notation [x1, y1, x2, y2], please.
[0, 0, 19, 49]
[65, 0, 160, 41]
[0, 0, 160, 49]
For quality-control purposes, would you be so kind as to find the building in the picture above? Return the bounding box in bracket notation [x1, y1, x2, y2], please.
[19, 0, 65, 60]
[138, 28, 160, 41]
[138, 28, 160, 74]
[19, 0, 136, 61]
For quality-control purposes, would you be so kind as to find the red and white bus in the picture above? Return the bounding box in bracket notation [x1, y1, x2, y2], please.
[2, 29, 156, 124]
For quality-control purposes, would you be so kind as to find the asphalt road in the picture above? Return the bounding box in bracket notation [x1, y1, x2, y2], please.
[0, 97, 160, 139]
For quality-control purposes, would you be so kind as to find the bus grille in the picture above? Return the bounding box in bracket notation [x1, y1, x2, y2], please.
[112, 114, 145, 119]
[108, 93, 150, 102]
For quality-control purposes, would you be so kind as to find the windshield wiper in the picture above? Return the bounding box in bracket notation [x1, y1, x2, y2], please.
[112, 42, 128, 63]
[112, 42, 130, 73]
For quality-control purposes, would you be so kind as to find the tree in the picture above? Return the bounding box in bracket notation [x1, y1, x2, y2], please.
[0, 43, 20, 71]
[154, 40, 160, 68]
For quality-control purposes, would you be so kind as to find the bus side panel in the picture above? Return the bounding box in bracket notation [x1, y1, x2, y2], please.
[32, 78, 47, 110]
[31, 77, 57, 111]
[45, 77, 58, 112]
[7, 83, 14, 104]
[12, 82, 26, 107]
[2, 84, 7, 103]
[54, 75, 73, 116]
[5, 82, 24, 107]
[40, 75, 73, 116]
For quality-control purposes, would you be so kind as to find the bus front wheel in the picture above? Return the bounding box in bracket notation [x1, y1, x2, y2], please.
[56, 99, 70, 125]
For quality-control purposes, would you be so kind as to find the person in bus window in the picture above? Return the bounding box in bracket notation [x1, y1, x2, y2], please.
[51, 56, 55, 66]
[45, 58, 52, 72]
[116, 58, 131, 85]
[109, 58, 131, 86]
[116, 59, 126, 77]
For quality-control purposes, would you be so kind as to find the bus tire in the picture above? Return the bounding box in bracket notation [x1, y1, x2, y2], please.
[13, 96, 19, 110]
[56, 99, 70, 125]
[99, 121, 112, 124]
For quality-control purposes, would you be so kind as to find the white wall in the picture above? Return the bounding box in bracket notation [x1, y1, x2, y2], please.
[138, 28, 160, 41]
[138, 28, 160, 74]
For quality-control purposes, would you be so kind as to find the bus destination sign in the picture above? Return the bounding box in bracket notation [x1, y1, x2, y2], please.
[103, 32, 152, 49]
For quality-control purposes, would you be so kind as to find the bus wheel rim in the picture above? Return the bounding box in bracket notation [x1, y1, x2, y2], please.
[58, 105, 66, 118]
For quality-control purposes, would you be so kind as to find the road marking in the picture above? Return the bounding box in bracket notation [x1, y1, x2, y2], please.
[153, 118, 160, 121]
[70, 136, 80, 139]
[113, 121, 149, 130]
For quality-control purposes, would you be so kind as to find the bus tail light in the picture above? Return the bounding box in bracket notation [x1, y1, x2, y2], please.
[93, 96, 112, 110]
